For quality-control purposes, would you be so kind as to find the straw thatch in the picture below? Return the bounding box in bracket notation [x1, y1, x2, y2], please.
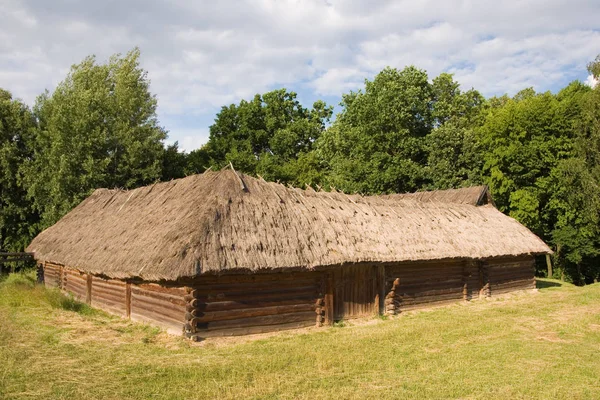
[27, 170, 551, 281]
[383, 186, 495, 206]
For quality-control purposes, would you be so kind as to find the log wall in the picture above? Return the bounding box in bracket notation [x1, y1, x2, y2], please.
[487, 257, 536, 295]
[91, 276, 128, 317]
[185, 272, 324, 340]
[40, 256, 536, 339]
[385, 260, 472, 313]
[62, 268, 88, 302]
[40, 264, 188, 334]
[43, 262, 62, 288]
[130, 284, 187, 335]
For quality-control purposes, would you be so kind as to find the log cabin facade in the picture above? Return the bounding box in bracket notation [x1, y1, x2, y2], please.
[28, 170, 551, 339]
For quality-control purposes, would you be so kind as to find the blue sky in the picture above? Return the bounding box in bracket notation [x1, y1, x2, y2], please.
[1, 0, 599, 152]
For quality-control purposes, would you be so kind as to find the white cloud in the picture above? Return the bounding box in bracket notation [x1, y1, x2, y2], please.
[586, 75, 598, 88]
[165, 129, 210, 152]
[0, 0, 599, 150]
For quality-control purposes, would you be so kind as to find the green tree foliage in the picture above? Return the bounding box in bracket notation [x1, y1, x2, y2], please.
[317, 68, 486, 193]
[425, 73, 487, 189]
[548, 61, 600, 283]
[161, 142, 211, 180]
[0, 90, 38, 251]
[205, 89, 332, 185]
[317, 67, 433, 194]
[477, 88, 585, 230]
[22, 48, 167, 229]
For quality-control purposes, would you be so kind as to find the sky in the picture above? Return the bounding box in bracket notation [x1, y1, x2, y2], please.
[1, 0, 599, 152]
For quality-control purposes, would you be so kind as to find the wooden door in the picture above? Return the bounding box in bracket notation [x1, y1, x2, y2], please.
[333, 265, 378, 320]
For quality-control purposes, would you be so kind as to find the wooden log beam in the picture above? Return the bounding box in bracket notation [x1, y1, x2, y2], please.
[194, 311, 316, 332]
[189, 320, 316, 339]
[324, 272, 334, 325]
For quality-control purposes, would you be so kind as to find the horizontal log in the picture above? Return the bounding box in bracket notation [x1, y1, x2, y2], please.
[401, 298, 462, 311]
[135, 283, 186, 295]
[399, 286, 465, 298]
[188, 278, 320, 293]
[91, 292, 126, 305]
[131, 294, 186, 315]
[490, 266, 534, 274]
[396, 280, 465, 292]
[198, 296, 320, 312]
[195, 311, 315, 331]
[65, 282, 87, 293]
[399, 292, 464, 306]
[64, 286, 87, 298]
[386, 269, 465, 282]
[130, 312, 184, 332]
[492, 277, 535, 287]
[184, 271, 323, 285]
[491, 281, 535, 293]
[189, 283, 320, 299]
[92, 279, 126, 290]
[190, 288, 319, 304]
[131, 287, 186, 304]
[191, 320, 316, 338]
[0, 252, 34, 257]
[486, 259, 534, 267]
[194, 303, 315, 323]
[90, 284, 126, 299]
[64, 281, 87, 289]
[386, 262, 465, 271]
[490, 273, 535, 283]
[0, 257, 35, 264]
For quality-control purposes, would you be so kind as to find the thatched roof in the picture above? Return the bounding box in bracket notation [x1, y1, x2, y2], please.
[384, 186, 495, 206]
[27, 170, 551, 281]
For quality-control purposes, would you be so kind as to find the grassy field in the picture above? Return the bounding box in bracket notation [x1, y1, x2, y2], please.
[1, 272, 599, 399]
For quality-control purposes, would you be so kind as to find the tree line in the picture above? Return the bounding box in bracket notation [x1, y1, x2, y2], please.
[1, 48, 599, 284]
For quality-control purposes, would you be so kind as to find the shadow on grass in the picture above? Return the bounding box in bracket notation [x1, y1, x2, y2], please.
[45, 290, 96, 316]
[537, 279, 563, 289]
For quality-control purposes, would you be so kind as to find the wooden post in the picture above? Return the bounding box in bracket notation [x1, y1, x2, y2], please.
[385, 278, 401, 315]
[462, 264, 469, 301]
[86, 273, 92, 304]
[36, 263, 44, 284]
[59, 266, 65, 290]
[125, 283, 132, 318]
[546, 254, 553, 279]
[184, 287, 199, 338]
[315, 298, 325, 327]
[478, 261, 490, 298]
[324, 272, 334, 325]
[375, 265, 385, 315]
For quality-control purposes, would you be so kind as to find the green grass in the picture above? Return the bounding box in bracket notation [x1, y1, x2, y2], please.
[1, 272, 599, 399]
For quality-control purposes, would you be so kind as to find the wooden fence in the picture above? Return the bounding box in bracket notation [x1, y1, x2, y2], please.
[0, 252, 34, 273]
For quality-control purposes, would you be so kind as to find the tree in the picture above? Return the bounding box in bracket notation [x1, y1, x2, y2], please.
[22, 48, 167, 229]
[0, 89, 38, 251]
[477, 83, 591, 279]
[317, 66, 433, 194]
[161, 142, 188, 181]
[425, 74, 487, 189]
[549, 58, 600, 283]
[206, 89, 332, 185]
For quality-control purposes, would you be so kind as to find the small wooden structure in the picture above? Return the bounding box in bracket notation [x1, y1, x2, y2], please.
[27, 171, 552, 339]
[0, 252, 34, 274]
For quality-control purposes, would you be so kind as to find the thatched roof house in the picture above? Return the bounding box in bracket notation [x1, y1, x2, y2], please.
[29, 170, 551, 338]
